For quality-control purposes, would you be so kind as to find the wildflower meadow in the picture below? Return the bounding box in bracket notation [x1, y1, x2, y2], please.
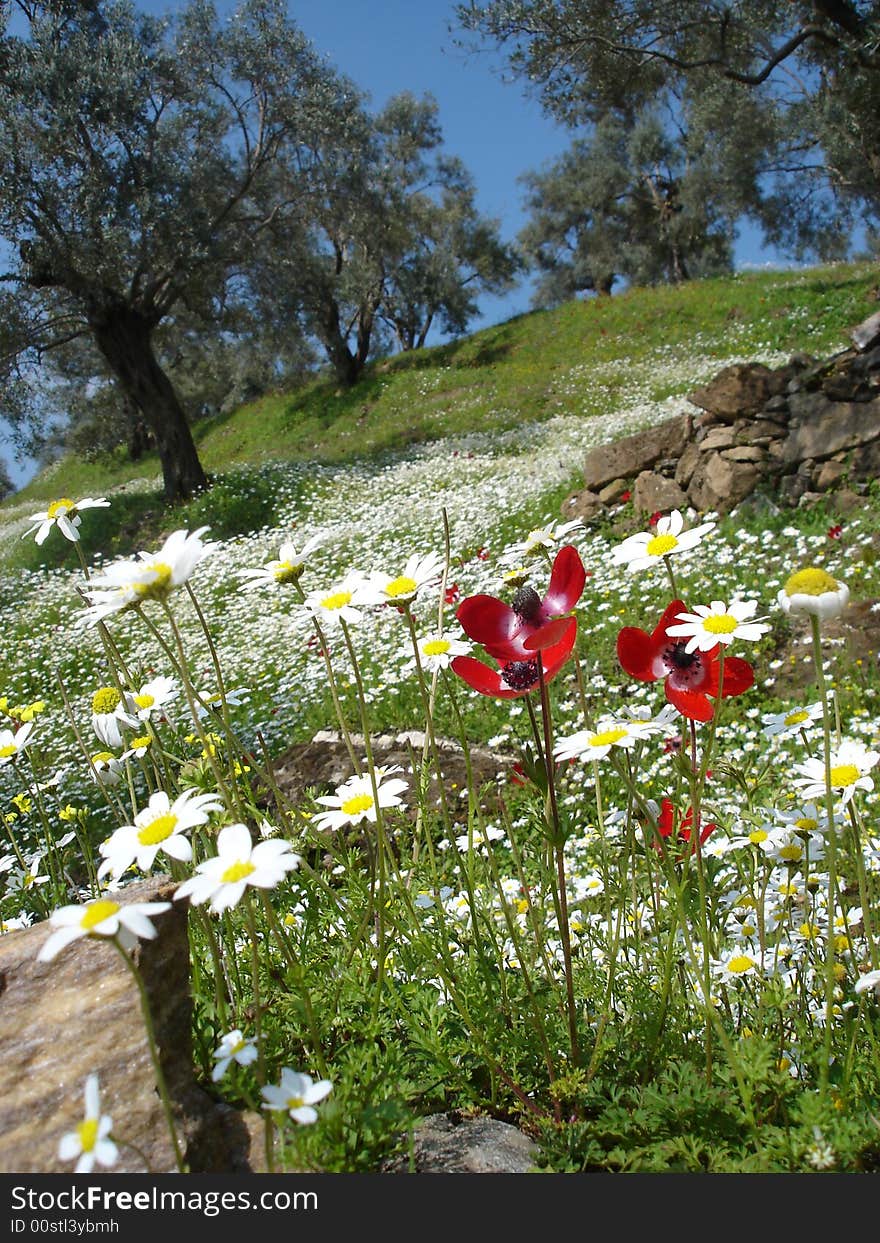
[3, 330, 880, 1175]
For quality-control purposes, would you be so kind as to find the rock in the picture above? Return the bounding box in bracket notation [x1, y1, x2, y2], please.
[779, 472, 811, 506]
[782, 396, 880, 464]
[269, 729, 516, 823]
[721, 446, 766, 465]
[560, 488, 603, 524]
[687, 453, 760, 513]
[581, 415, 690, 492]
[632, 470, 687, 516]
[597, 477, 630, 504]
[674, 442, 702, 489]
[851, 310, 880, 352]
[815, 460, 848, 491]
[848, 437, 880, 482]
[687, 363, 787, 423]
[383, 1114, 538, 1174]
[0, 876, 262, 1174]
[698, 427, 737, 451]
[737, 418, 788, 443]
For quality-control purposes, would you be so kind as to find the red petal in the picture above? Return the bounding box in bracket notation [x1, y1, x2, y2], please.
[539, 617, 578, 681]
[617, 627, 657, 682]
[718, 656, 755, 699]
[542, 545, 587, 616]
[450, 655, 525, 699]
[666, 682, 715, 723]
[456, 595, 520, 649]
[522, 615, 575, 652]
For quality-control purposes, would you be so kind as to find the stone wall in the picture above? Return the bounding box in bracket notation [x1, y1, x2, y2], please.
[562, 309, 880, 522]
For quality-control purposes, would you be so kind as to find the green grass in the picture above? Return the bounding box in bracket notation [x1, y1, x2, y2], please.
[6, 260, 877, 513]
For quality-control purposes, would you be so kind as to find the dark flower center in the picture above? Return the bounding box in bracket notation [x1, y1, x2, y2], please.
[511, 586, 542, 622]
[500, 658, 540, 690]
[662, 641, 704, 685]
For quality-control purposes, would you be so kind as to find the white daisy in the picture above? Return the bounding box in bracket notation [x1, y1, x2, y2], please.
[24, 496, 110, 546]
[37, 896, 172, 962]
[854, 969, 880, 997]
[304, 572, 382, 628]
[712, 950, 762, 984]
[502, 519, 584, 563]
[312, 767, 409, 832]
[173, 823, 301, 914]
[123, 675, 179, 724]
[0, 721, 34, 765]
[260, 1068, 332, 1125]
[412, 633, 471, 672]
[794, 740, 880, 806]
[89, 750, 125, 786]
[90, 685, 139, 749]
[238, 534, 325, 590]
[97, 788, 224, 881]
[666, 599, 770, 653]
[369, 551, 445, 606]
[57, 1075, 118, 1173]
[762, 702, 825, 739]
[76, 527, 212, 626]
[778, 567, 849, 621]
[611, 509, 715, 573]
[554, 715, 655, 763]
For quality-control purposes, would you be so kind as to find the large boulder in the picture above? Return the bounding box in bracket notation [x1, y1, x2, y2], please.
[687, 452, 761, 514]
[0, 876, 262, 1174]
[382, 1114, 537, 1174]
[581, 414, 690, 492]
[632, 470, 688, 516]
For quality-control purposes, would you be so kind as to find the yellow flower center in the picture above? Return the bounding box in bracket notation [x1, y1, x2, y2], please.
[92, 687, 122, 714]
[76, 1118, 99, 1153]
[645, 533, 679, 557]
[133, 693, 155, 710]
[231, 1037, 248, 1055]
[130, 735, 152, 751]
[779, 843, 804, 862]
[137, 812, 177, 846]
[80, 899, 120, 930]
[341, 793, 374, 817]
[784, 709, 810, 726]
[285, 1094, 305, 1111]
[133, 562, 173, 598]
[830, 763, 860, 788]
[422, 639, 451, 657]
[0, 744, 17, 758]
[748, 830, 768, 844]
[320, 590, 352, 612]
[703, 614, 739, 635]
[384, 575, 418, 599]
[221, 859, 255, 884]
[273, 560, 303, 583]
[92, 751, 114, 765]
[794, 816, 818, 831]
[728, 955, 755, 975]
[589, 727, 628, 747]
[47, 498, 74, 519]
[784, 567, 840, 597]
[799, 922, 821, 940]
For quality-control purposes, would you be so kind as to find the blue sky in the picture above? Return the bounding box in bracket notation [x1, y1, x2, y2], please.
[3, 0, 790, 487]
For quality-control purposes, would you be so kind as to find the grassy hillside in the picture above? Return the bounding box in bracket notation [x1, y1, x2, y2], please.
[5, 260, 877, 516]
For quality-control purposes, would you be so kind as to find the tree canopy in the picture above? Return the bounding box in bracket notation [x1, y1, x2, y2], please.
[458, 1, 880, 256]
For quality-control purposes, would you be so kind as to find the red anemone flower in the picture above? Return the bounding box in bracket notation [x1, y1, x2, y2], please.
[456, 545, 586, 660]
[617, 599, 754, 723]
[654, 798, 715, 853]
[451, 617, 577, 699]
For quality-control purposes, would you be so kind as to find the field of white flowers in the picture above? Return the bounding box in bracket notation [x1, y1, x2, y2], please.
[2, 326, 880, 1174]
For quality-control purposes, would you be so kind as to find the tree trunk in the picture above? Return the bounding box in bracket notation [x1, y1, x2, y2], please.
[90, 308, 209, 502]
[319, 299, 361, 387]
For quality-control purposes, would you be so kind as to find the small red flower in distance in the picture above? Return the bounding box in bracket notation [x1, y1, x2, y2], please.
[617, 599, 754, 723]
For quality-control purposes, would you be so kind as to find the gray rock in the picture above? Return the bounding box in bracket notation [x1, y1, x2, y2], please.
[782, 396, 880, 464]
[815, 459, 848, 491]
[674, 442, 702, 489]
[383, 1114, 538, 1174]
[632, 470, 688, 516]
[0, 876, 263, 1174]
[687, 453, 760, 513]
[851, 309, 880, 352]
[698, 427, 737, 451]
[687, 363, 787, 422]
[581, 415, 690, 492]
[560, 488, 603, 524]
